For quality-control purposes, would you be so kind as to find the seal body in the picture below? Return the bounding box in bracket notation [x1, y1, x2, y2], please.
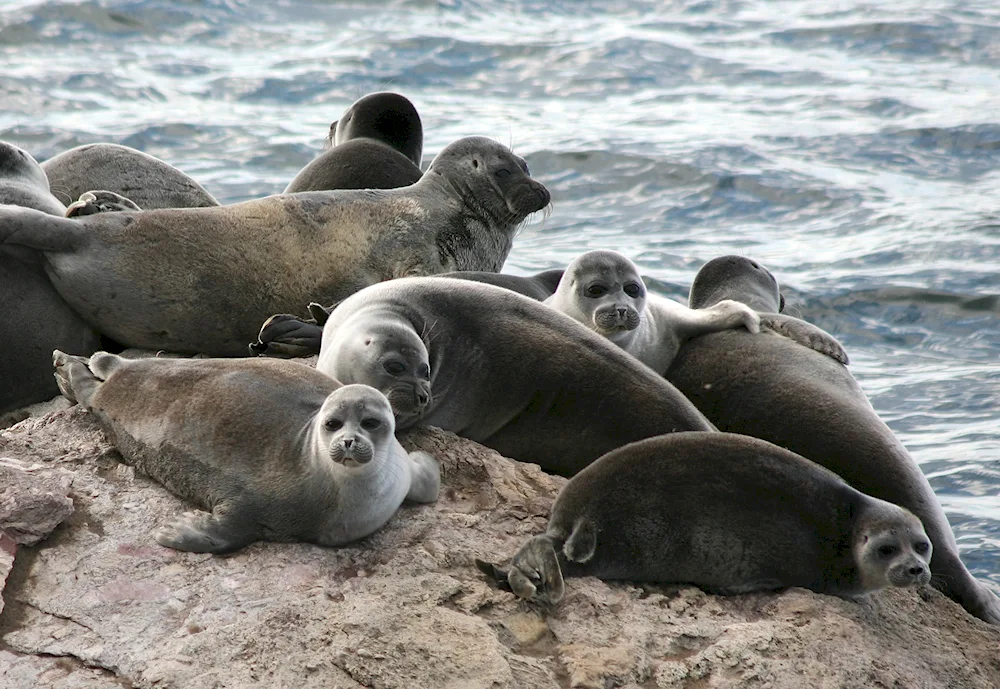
[316, 277, 714, 475]
[545, 250, 760, 373]
[252, 268, 566, 359]
[41, 143, 218, 209]
[0, 141, 102, 414]
[482, 432, 932, 604]
[1, 137, 550, 355]
[285, 92, 423, 193]
[51, 352, 439, 553]
[665, 254, 1000, 625]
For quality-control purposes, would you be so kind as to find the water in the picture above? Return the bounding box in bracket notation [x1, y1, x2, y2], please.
[1, 0, 998, 581]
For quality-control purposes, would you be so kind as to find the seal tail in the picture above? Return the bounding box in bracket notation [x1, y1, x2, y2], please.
[0, 204, 85, 252]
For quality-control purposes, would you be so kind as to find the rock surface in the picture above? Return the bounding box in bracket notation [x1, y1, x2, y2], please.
[0, 403, 998, 689]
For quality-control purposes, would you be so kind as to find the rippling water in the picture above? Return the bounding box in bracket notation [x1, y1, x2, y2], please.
[1, 0, 998, 582]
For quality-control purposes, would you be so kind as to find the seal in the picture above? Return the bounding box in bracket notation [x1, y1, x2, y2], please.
[41, 143, 219, 210]
[51, 350, 440, 553]
[315, 276, 714, 475]
[665, 254, 1000, 625]
[0, 141, 102, 415]
[285, 92, 424, 193]
[251, 268, 566, 359]
[478, 432, 933, 604]
[544, 250, 761, 373]
[0, 136, 550, 355]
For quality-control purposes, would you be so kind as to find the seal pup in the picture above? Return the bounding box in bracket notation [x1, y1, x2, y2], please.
[52, 351, 440, 553]
[545, 250, 761, 373]
[316, 277, 714, 475]
[285, 92, 424, 193]
[251, 268, 566, 359]
[0, 141, 102, 415]
[41, 143, 219, 209]
[478, 432, 933, 604]
[0, 137, 550, 355]
[665, 255, 1000, 625]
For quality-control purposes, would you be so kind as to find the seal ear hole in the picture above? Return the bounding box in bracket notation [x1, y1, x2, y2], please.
[361, 418, 382, 431]
[325, 418, 343, 431]
[586, 284, 608, 298]
[623, 283, 642, 298]
[877, 544, 897, 558]
[472, 159, 479, 168]
[364, 338, 372, 346]
[383, 361, 406, 376]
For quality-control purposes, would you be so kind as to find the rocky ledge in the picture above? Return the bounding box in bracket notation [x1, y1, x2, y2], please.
[1, 404, 998, 689]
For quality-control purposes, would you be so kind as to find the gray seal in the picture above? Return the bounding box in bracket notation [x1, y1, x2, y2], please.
[285, 92, 423, 193]
[0, 136, 550, 355]
[665, 254, 1000, 625]
[251, 268, 566, 359]
[52, 351, 439, 553]
[544, 250, 761, 373]
[315, 276, 714, 476]
[0, 141, 101, 415]
[41, 143, 218, 209]
[479, 432, 932, 604]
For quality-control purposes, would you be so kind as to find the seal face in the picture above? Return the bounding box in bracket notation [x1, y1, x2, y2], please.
[478, 432, 932, 604]
[665, 254, 1000, 625]
[545, 250, 760, 374]
[0, 137, 549, 355]
[285, 92, 424, 193]
[0, 141, 102, 415]
[41, 143, 218, 210]
[316, 277, 713, 476]
[51, 351, 439, 553]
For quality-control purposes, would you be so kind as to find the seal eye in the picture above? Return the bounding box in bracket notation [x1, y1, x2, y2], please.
[914, 542, 930, 555]
[519, 159, 529, 175]
[383, 361, 406, 376]
[778, 293, 786, 313]
[325, 418, 343, 431]
[877, 544, 897, 558]
[586, 284, 608, 298]
[417, 363, 430, 379]
[495, 168, 510, 179]
[623, 283, 642, 298]
[361, 418, 382, 431]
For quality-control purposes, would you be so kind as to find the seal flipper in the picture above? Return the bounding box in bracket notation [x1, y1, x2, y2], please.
[52, 350, 101, 407]
[404, 450, 440, 503]
[66, 190, 142, 217]
[0, 204, 87, 251]
[154, 507, 260, 554]
[563, 518, 597, 563]
[758, 314, 850, 365]
[250, 313, 324, 358]
[507, 534, 566, 603]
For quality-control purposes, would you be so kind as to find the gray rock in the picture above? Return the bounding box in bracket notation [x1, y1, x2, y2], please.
[0, 405, 998, 688]
[0, 457, 74, 546]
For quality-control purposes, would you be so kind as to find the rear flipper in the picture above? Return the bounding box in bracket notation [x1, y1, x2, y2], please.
[477, 534, 566, 603]
[758, 314, 849, 365]
[52, 350, 101, 407]
[154, 506, 260, 554]
[405, 450, 440, 503]
[66, 190, 142, 217]
[249, 313, 324, 358]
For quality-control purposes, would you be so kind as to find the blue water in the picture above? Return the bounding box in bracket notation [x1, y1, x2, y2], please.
[1, 0, 998, 582]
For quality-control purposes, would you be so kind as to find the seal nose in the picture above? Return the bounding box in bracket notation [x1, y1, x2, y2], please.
[417, 391, 428, 406]
[908, 564, 925, 577]
[617, 308, 628, 318]
[343, 438, 354, 449]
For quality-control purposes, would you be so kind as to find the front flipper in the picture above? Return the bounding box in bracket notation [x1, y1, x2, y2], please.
[249, 313, 324, 358]
[65, 190, 142, 217]
[758, 313, 849, 365]
[478, 535, 566, 603]
[405, 450, 440, 503]
[154, 507, 260, 554]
